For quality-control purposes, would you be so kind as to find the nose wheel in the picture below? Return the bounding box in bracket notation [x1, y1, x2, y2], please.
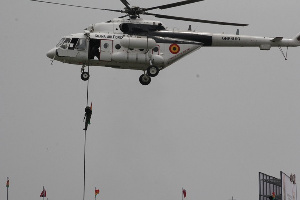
[81, 72, 90, 81]
[81, 65, 90, 81]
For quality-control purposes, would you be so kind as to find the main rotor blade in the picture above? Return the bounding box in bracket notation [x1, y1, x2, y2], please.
[144, 12, 248, 26]
[144, 0, 204, 11]
[118, 14, 129, 18]
[120, 0, 131, 9]
[30, 0, 124, 13]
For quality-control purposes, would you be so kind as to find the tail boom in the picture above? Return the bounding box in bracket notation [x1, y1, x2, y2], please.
[211, 33, 300, 49]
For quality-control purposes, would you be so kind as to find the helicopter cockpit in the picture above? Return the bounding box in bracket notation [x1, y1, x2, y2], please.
[56, 37, 87, 50]
[47, 36, 88, 61]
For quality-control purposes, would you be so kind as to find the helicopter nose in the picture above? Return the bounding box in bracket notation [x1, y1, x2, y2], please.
[46, 48, 56, 59]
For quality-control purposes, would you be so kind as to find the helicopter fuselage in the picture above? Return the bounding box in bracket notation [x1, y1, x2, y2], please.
[46, 18, 300, 84]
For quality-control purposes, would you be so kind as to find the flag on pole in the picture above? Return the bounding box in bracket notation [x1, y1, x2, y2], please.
[183, 189, 187, 198]
[40, 187, 46, 197]
[6, 178, 9, 188]
[95, 189, 100, 196]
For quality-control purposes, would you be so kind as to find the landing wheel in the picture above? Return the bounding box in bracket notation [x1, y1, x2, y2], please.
[81, 72, 90, 81]
[139, 74, 151, 85]
[147, 66, 160, 77]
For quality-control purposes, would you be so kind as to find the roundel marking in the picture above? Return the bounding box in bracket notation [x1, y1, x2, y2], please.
[169, 43, 180, 54]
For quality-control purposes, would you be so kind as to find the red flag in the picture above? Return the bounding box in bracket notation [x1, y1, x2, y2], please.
[95, 189, 100, 196]
[40, 188, 46, 197]
[183, 189, 186, 198]
[6, 179, 9, 188]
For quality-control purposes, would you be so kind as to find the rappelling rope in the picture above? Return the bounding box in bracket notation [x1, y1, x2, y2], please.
[86, 35, 90, 106]
[83, 130, 87, 200]
[83, 66, 90, 200]
[83, 35, 91, 200]
[86, 66, 90, 106]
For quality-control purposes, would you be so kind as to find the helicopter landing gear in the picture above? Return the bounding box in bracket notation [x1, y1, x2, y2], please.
[139, 66, 161, 85]
[147, 65, 160, 77]
[139, 74, 151, 85]
[81, 72, 90, 81]
[81, 65, 90, 81]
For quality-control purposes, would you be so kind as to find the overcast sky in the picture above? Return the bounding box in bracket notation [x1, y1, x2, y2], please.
[1, 0, 300, 200]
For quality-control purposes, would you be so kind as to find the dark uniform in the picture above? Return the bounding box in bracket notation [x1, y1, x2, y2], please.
[83, 106, 92, 130]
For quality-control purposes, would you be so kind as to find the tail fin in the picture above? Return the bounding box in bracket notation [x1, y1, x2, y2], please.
[293, 32, 300, 42]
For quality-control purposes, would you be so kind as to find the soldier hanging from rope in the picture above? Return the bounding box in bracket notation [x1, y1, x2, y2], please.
[83, 103, 92, 131]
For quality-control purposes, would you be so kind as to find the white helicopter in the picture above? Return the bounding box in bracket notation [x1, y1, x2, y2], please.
[32, 0, 300, 85]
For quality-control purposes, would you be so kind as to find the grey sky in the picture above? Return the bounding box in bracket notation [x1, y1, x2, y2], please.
[1, 0, 300, 200]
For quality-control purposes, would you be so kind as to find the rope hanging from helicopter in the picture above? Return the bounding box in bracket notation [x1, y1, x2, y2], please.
[82, 72, 92, 200]
[83, 127, 87, 200]
[82, 32, 92, 200]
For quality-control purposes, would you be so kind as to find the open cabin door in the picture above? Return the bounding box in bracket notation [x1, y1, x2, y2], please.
[89, 39, 113, 61]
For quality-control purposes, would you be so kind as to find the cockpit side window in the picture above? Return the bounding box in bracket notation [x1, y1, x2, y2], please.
[56, 38, 65, 47]
[61, 38, 71, 49]
[75, 38, 87, 50]
[68, 38, 79, 50]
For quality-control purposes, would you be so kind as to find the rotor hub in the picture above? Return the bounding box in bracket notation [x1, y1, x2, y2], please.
[125, 6, 145, 18]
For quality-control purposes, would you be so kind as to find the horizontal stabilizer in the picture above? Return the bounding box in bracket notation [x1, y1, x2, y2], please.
[271, 37, 283, 42]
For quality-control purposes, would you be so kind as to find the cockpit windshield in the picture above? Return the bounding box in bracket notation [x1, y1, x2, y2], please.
[56, 38, 65, 47]
[56, 37, 86, 50]
[61, 38, 71, 49]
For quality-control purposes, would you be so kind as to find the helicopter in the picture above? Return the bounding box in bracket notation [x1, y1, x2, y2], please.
[32, 0, 300, 85]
